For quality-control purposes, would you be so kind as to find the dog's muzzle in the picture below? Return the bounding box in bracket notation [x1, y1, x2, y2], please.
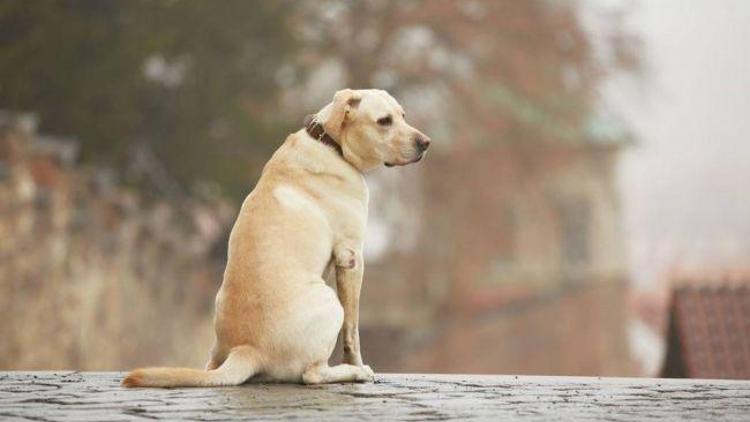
[384, 135, 431, 167]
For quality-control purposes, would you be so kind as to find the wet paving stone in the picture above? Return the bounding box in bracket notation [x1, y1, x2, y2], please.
[1, 372, 749, 421]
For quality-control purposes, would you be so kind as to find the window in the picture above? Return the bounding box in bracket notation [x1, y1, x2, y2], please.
[558, 197, 590, 267]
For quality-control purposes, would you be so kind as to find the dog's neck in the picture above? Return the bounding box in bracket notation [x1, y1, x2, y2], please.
[305, 117, 343, 157]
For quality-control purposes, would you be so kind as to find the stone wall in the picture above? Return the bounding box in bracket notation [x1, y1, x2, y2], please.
[0, 115, 234, 370]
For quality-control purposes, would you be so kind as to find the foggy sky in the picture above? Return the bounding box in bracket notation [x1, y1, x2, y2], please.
[603, 0, 750, 288]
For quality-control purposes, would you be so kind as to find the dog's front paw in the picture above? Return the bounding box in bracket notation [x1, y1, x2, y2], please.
[357, 365, 375, 382]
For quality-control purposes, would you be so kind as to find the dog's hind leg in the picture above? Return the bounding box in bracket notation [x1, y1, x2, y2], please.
[205, 354, 222, 370]
[205, 343, 225, 370]
[301, 362, 374, 384]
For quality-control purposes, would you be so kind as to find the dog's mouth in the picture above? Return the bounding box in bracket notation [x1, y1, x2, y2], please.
[385, 154, 424, 168]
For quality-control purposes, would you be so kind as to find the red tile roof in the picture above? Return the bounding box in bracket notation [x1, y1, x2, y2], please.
[662, 284, 750, 379]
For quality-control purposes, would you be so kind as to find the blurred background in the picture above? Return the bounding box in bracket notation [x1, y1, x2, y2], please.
[1, 0, 749, 378]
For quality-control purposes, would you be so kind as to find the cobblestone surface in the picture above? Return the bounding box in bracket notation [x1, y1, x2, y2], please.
[1, 372, 749, 421]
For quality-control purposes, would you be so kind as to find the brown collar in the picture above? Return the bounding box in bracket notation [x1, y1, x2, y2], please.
[305, 116, 343, 157]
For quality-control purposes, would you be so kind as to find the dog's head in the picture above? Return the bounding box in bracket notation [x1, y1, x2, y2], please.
[314, 89, 431, 172]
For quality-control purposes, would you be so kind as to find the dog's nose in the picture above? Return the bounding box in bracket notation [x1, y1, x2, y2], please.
[414, 135, 431, 152]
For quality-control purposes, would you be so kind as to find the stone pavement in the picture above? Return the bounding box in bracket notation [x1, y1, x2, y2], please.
[1, 372, 749, 421]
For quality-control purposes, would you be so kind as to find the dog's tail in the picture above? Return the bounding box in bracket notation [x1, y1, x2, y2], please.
[122, 346, 258, 388]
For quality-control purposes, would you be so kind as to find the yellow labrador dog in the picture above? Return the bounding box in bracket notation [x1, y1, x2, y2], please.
[123, 89, 430, 387]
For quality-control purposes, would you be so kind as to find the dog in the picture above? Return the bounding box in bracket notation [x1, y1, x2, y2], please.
[122, 89, 430, 387]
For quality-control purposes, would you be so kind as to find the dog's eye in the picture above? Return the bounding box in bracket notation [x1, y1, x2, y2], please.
[377, 116, 393, 127]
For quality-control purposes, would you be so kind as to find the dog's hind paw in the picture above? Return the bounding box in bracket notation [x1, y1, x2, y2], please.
[357, 365, 375, 382]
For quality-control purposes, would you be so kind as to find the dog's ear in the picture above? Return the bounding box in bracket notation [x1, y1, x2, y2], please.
[322, 89, 362, 140]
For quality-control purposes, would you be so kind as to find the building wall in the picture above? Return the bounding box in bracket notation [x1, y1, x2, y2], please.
[359, 143, 633, 375]
[401, 280, 632, 376]
[0, 116, 233, 370]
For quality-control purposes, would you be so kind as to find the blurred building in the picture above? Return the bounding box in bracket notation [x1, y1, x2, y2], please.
[1, 1, 642, 375]
[0, 112, 233, 370]
[359, 117, 634, 376]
